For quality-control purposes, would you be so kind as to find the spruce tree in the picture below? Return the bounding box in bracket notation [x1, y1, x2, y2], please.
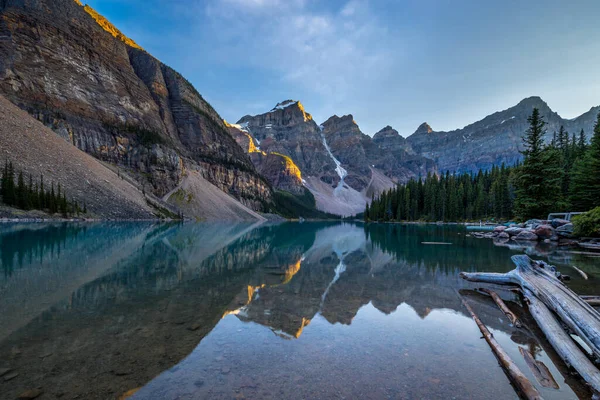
[570, 112, 600, 210]
[514, 108, 563, 220]
[578, 129, 587, 156]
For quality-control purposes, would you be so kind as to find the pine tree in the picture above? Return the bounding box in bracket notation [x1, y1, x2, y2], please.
[570, 112, 600, 210]
[39, 175, 45, 210]
[16, 171, 26, 209]
[514, 108, 563, 220]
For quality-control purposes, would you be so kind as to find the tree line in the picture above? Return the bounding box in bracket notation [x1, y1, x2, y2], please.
[1, 161, 86, 217]
[365, 110, 600, 222]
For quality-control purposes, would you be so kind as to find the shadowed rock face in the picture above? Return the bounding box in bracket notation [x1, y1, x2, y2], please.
[368, 125, 437, 183]
[406, 96, 600, 174]
[0, 0, 272, 210]
[320, 115, 372, 191]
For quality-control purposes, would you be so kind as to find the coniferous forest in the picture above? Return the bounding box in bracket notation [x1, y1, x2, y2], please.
[0, 161, 84, 217]
[365, 109, 600, 223]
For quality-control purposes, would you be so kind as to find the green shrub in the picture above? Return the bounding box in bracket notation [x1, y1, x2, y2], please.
[573, 207, 600, 237]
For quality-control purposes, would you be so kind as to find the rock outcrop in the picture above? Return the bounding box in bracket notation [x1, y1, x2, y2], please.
[406, 97, 599, 174]
[227, 121, 305, 196]
[0, 0, 272, 214]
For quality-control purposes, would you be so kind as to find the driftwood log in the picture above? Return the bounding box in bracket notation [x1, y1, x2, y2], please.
[480, 288, 522, 328]
[461, 255, 600, 394]
[461, 298, 542, 400]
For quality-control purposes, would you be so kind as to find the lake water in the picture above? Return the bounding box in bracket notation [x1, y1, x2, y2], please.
[0, 222, 598, 399]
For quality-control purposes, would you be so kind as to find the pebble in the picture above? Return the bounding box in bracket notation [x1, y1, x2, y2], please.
[18, 389, 43, 399]
[221, 367, 231, 374]
[187, 323, 201, 331]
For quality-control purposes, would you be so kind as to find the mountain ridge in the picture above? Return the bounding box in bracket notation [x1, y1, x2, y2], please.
[0, 0, 274, 219]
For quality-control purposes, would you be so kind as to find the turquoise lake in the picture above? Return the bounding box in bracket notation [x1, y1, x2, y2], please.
[0, 222, 598, 399]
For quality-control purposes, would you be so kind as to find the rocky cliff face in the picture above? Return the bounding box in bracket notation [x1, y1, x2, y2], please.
[227, 122, 305, 196]
[237, 100, 338, 184]
[320, 115, 371, 191]
[235, 101, 438, 216]
[406, 97, 599, 174]
[0, 0, 272, 212]
[367, 125, 436, 183]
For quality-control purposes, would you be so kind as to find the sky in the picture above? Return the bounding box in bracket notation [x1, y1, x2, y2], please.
[85, 0, 600, 137]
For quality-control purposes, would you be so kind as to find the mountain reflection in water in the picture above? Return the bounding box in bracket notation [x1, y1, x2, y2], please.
[0, 222, 597, 400]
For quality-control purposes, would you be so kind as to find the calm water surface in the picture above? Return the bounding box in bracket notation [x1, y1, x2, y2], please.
[0, 222, 599, 399]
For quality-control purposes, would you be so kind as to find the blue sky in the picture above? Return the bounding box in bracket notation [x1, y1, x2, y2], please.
[85, 0, 600, 136]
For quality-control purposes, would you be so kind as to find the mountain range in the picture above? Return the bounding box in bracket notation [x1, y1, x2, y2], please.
[0, 0, 597, 218]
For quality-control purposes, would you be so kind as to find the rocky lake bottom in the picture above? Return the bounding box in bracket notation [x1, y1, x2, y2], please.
[0, 222, 598, 399]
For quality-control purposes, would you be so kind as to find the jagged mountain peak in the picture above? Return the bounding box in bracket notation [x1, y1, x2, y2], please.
[321, 114, 361, 136]
[373, 125, 400, 139]
[413, 122, 433, 135]
[322, 114, 355, 125]
[271, 100, 300, 111]
[266, 100, 313, 122]
[516, 95, 548, 107]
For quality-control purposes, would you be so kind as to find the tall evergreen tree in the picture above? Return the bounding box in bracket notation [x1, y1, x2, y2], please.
[514, 108, 563, 220]
[570, 112, 600, 210]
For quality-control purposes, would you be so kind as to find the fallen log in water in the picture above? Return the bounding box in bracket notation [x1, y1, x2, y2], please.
[461, 255, 600, 394]
[461, 298, 542, 400]
[519, 347, 559, 389]
[480, 288, 522, 328]
[525, 291, 600, 393]
[461, 255, 600, 360]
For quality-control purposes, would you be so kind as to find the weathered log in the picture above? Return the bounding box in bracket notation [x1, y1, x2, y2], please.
[460, 255, 600, 361]
[519, 347, 559, 389]
[525, 290, 600, 394]
[461, 298, 543, 400]
[480, 288, 522, 328]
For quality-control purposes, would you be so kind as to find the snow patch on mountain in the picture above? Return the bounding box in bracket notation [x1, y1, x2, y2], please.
[271, 100, 298, 111]
[319, 126, 348, 195]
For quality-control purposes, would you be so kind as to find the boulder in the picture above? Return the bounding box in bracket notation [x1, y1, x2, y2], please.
[494, 226, 506, 233]
[498, 232, 510, 239]
[556, 223, 574, 238]
[534, 224, 555, 240]
[524, 219, 543, 229]
[505, 227, 524, 236]
[514, 231, 539, 241]
[551, 218, 570, 228]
